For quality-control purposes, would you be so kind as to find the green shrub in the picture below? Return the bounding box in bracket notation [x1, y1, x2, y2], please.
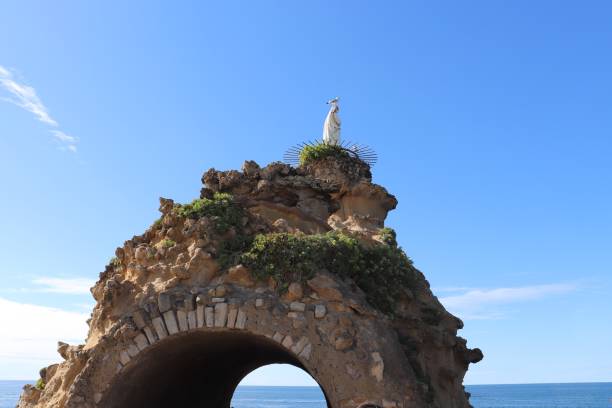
[379, 227, 398, 247]
[160, 238, 176, 248]
[35, 378, 45, 390]
[238, 232, 417, 315]
[299, 143, 351, 166]
[174, 192, 244, 234]
[109, 256, 121, 267]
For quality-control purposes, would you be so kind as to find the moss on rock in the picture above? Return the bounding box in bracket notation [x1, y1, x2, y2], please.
[174, 192, 244, 234]
[299, 143, 351, 166]
[236, 232, 417, 315]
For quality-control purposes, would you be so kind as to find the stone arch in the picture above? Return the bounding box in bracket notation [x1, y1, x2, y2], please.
[77, 280, 404, 408]
[100, 330, 331, 407]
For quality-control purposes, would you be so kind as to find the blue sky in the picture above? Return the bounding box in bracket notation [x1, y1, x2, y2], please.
[0, 1, 611, 385]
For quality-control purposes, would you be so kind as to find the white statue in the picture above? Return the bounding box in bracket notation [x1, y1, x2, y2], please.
[322, 97, 341, 145]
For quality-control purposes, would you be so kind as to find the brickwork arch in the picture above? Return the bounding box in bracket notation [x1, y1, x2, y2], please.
[66, 279, 408, 408]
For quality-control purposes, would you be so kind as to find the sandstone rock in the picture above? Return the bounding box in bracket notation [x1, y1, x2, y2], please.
[242, 160, 260, 177]
[214, 285, 227, 297]
[225, 264, 255, 287]
[283, 282, 303, 301]
[19, 157, 482, 408]
[334, 335, 353, 351]
[307, 274, 343, 301]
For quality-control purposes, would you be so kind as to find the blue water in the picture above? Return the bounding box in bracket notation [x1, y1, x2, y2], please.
[1, 382, 611, 407]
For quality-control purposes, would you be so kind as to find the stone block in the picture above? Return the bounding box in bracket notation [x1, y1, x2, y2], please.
[298, 343, 312, 360]
[152, 317, 168, 339]
[290, 302, 306, 312]
[158, 292, 172, 313]
[291, 336, 309, 355]
[187, 310, 197, 330]
[281, 335, 293, 349]
[205, 307, 214, 327]
[176, 310, 189, 332]
[134, 333, 149, 351]
[127, 344, 140, 358]
[315, 304, 326, 319]
[235, 309, 247, 329]
[212, 297, 226, 303]
[255, 298, 264, 308]
[163, 311, 179, 335]
[227, 307, 238, 328]
[143, 326, 157, 344]
[272, 332, 284, 343]
[214, 303, 228, 327]
[196, 305, 205, 328]
[132, 310, 147, 329]
[119, 350, 130, 365]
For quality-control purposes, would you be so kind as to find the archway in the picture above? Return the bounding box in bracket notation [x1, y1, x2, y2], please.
[231, 364, 327, 407]
[99, 331, 331, 408]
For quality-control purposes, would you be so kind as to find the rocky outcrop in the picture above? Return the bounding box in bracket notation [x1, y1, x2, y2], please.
[18, 154, 481, 408]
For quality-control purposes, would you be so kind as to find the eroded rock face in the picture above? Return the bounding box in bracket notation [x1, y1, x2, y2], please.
[18, 155, 481, 408]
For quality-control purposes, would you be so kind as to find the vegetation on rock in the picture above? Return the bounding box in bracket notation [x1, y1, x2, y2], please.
[299, 143, 351, 166]
[34, 379, 45, 391]
[174, 192, 244, 234]
[160, 238, 176, 248]
[379, 227, 398, 247]
[237, 231, 417, 315]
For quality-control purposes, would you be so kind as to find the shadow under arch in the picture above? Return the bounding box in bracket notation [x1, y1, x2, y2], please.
[99, 330, 332, 408]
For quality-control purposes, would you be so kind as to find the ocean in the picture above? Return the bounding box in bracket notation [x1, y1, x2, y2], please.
[1, 381, 610, 407]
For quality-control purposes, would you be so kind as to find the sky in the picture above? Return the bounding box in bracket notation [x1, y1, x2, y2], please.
[0, 0, 611, 386]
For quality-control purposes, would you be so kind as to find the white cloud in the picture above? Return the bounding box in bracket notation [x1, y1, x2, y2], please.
[0, 67, 57, 126]
[32, 277, 93, 295]
[0, 296, 89, 379]
[0, 64, 78, 152]
[439, 283, 576, 320]
[51, 130, 78, 152]
[50, 130, 77, 143]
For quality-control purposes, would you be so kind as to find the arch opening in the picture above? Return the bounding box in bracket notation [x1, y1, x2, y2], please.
[100, 331, 331, 408]
[231, 364, 328, 407]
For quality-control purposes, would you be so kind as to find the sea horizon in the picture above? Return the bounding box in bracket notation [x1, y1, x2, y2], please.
[4, 379, 612, 386]
[3, 381, 611, 408]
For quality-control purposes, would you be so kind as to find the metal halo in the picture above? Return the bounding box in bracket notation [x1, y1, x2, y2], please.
[283, 140, 378, 167]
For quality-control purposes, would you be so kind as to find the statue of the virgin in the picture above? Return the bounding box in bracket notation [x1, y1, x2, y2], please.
[322, 97, 341, 145]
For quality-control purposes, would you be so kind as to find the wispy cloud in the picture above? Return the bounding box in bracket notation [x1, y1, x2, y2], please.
[0, 65, 78, 152]
[0, 296, 88, 379]
[439, 283, 576, 320]
[32, 277, 93, 295]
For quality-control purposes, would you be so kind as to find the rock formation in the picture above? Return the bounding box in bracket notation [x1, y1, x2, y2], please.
[18, 153, 482, 408]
